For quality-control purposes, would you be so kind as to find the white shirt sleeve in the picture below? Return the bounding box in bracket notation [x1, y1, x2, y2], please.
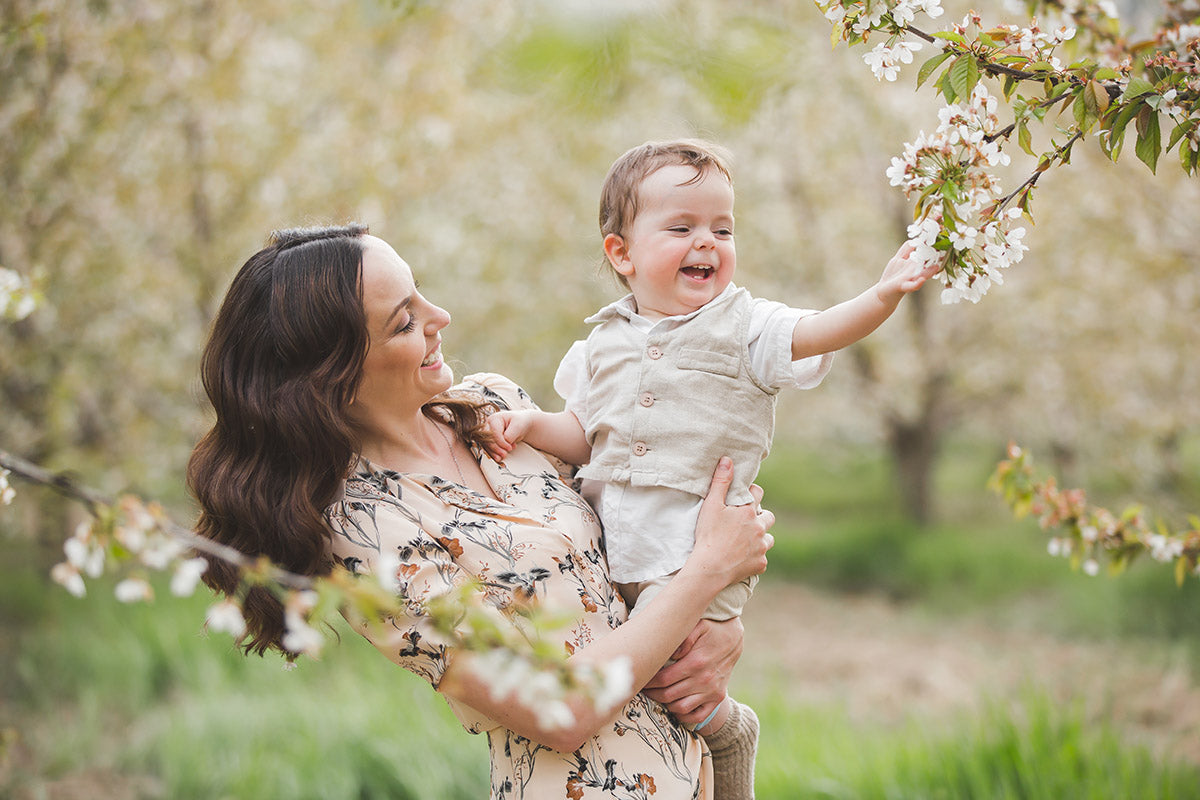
[747, 298, 835, 391]
[552, 339, 590, 423]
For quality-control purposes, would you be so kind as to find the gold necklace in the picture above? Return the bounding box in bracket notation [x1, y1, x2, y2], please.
[434, 422, 468, 485]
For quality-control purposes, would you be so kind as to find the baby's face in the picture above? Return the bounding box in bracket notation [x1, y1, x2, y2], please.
[611, 165, 736, 320]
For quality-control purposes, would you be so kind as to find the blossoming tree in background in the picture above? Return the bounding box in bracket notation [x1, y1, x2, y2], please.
[0, 0, 1196, 717]
[816, 0, 1199, 579]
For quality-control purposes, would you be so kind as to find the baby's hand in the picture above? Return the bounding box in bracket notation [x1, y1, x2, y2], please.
[877, 241, 942, 302]
[484, 410, 536, 462]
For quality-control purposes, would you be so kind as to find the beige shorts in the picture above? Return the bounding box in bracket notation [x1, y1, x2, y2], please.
[618, 573, 758, 621]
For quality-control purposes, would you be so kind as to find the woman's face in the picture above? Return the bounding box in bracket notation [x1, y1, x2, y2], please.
[354, 235, 453, 415]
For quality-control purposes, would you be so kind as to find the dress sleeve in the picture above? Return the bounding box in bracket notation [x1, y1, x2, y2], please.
[328, 487, 511, 733]
[460, 371, 541, 413]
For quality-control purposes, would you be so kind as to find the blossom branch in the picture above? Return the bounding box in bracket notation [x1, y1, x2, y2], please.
[990, 443, 1200, 583]
[0, 446, 631, 726]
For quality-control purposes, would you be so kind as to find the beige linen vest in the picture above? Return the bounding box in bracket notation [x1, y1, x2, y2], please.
[576, 288, 778, 505]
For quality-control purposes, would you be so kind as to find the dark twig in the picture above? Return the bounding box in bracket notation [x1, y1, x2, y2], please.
[0, 448, 314, 590]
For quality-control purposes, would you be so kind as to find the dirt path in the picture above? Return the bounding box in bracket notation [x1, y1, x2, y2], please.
[741, 582, 1200, 765]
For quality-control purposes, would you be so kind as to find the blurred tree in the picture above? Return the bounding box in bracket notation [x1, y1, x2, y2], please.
[0, 0, 1195, 539]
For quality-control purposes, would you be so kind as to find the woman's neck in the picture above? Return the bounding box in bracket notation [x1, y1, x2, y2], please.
[355, 407, 443, 468]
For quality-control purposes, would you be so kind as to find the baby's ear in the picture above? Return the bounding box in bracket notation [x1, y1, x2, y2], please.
[603, 233, 635, 278]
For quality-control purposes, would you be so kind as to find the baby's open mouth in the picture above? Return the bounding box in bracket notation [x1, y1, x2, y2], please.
[681, 266, 714, 280]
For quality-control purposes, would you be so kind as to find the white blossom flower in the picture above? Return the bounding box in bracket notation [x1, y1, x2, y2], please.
[206, 598, 247, 638]
[140, 534, 186, 570]
[115, 577, 154, 603]
[1082, 559, 1101, 577]
[0, 469, 14, 505]
[64, 523, 106, 578]
[0, 267, 36, 321]
[593, 657, 633, 712]
[282, 590, 324, 656]
[1147, 534, 1184, 563]
[170, 557, 208, 596]
[535, 700, 575, 731]
[51, 562, 87, 597]
[376, 550, 402, 594]
[914, 0, 944, 19]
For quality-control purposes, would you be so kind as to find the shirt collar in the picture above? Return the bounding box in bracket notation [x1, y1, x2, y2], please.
[584, 283, 740, 328]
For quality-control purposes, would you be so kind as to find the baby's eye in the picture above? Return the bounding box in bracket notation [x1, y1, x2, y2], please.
[716, 228, 734, 237]
[668, 226, 690, 234]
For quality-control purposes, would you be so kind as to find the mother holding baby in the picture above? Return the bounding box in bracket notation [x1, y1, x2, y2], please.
[188, 223, 773, 799]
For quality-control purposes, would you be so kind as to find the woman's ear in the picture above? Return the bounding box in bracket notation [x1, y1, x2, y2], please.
[603, 233, 635, 279]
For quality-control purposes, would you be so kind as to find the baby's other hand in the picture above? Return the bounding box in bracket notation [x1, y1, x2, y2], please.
[483, 410, 531, 462]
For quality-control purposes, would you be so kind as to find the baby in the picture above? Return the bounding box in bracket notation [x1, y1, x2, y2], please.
[487, 138, 935, 622]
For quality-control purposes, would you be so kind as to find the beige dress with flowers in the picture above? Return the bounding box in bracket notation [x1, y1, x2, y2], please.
[326, 373, 712, 800]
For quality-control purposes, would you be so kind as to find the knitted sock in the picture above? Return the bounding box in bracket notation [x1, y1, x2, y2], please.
[703, 698, 759, 800]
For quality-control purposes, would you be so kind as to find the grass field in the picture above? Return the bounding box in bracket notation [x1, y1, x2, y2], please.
[2, 443, 1198, 798]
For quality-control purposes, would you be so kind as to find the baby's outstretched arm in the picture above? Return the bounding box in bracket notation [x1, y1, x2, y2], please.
[790, 242, 940, 360]
[485, 409, 592, 466]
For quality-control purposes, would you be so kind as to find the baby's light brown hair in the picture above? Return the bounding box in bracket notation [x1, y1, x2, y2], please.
[598, 139, 734, 287]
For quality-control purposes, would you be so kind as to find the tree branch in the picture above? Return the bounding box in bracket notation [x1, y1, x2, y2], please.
[0, 448, 315, 590]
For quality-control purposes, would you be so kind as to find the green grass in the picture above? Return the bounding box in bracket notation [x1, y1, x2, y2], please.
[751, 691, 1200, 799]
[1, 553, 489, 799]
[4, 440, 1200, 797]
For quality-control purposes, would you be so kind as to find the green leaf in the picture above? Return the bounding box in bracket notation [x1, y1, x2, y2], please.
[1003, 74, 1018, 100]
[948, 55, 979, 102]
[1182, 138, 1200, 175]
[1018, 120, 1033, 155]
[1087, 79, 1111, 115]
[937, 64, 958, 103]
[1176, 557, 1187, 587]
[1122, 77, 1155, 100]
[1072, 89, 1090, 128]
[1093, 67, 1119, 81]
[917, 51, 953, 89]
[1135, 107, 1162, 173]
[933, 30, 968, 46]
[1166, 119, 1192, 153]
[1103, 100, 1142, 160]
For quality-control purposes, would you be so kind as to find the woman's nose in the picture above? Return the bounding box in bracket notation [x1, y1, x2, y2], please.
[427, 303, 451, 332]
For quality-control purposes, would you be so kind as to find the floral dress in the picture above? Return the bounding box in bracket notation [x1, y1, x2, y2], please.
[326, 373, 711, 800]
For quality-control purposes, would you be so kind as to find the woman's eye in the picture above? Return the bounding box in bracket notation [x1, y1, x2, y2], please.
[395, 316, 416, 334]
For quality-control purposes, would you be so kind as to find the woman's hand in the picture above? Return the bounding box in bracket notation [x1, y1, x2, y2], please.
[641, 617, 743, 727]
[686, 457, 774, 590]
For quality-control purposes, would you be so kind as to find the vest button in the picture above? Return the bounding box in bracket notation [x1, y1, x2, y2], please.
[647, 345, 663, 360]
[639, 392, 654, 407]
[632, 441, 648, 456]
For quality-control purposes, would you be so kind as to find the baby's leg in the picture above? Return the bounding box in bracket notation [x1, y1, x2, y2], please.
[618, 573, 675, 618]
[703, 575, 758, 621]
[699, 578, 760, 799]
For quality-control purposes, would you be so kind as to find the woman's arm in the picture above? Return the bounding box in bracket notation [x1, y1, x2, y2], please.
[438, 457, 773, 752]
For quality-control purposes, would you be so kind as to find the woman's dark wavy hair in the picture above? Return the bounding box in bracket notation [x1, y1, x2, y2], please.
[188, 224, 494, 656]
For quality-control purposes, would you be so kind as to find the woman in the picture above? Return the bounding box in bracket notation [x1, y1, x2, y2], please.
[188, 224, 774, 799]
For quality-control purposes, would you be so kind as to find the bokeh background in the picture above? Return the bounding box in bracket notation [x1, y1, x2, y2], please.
[2, 1, 1198, 798]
